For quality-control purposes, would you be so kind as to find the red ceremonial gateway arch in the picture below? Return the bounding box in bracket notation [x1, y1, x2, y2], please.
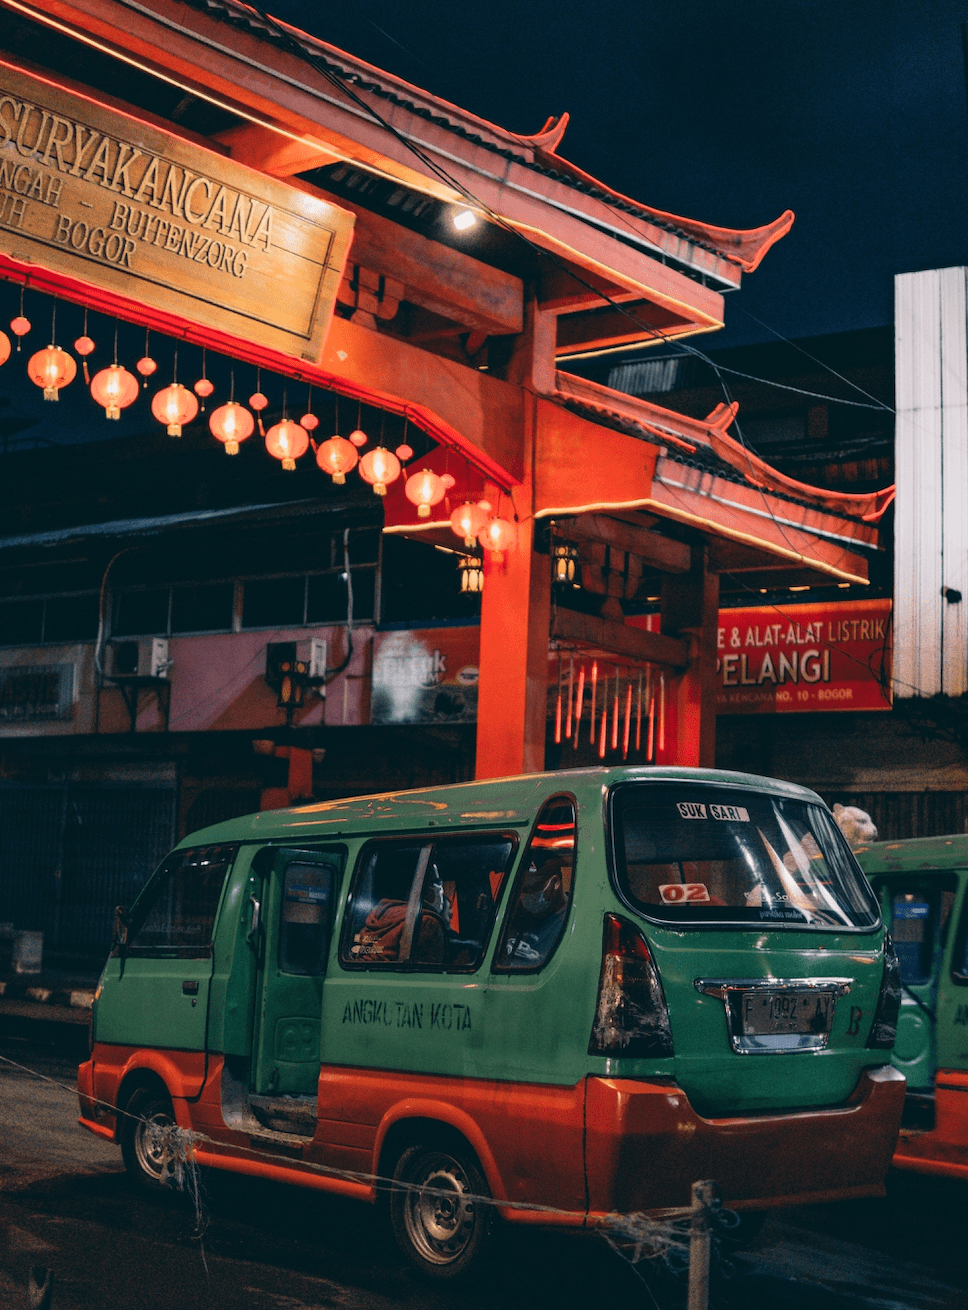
[0, 0, 890, 782]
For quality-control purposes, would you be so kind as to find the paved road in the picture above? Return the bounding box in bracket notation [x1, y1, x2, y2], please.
[0, 1024, 965, 1310]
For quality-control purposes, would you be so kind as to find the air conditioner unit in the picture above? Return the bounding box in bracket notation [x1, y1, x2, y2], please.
[108, 637, 170, 679]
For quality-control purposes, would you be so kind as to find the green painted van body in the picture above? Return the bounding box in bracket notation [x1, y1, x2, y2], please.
[93, 766, 894, 1118]
[856, 835, 968, 1088]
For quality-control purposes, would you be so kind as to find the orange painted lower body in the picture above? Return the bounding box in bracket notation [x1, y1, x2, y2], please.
[585, 1064, 905, 1217]
[78, 1048, 904, 1222]
[892, 1069, 968, 1179]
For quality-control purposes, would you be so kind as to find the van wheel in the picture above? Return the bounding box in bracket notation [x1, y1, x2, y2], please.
[390, 1138, 493, 1279]
[120, 1087, 177, 1193]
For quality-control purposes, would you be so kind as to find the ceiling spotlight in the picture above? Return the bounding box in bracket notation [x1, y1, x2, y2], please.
[453, 209, 476, 231]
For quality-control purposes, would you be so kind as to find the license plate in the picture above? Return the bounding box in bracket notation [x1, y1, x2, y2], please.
[740, 990, 836, 1037]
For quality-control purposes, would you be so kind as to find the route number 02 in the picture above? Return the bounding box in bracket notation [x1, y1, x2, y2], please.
[658, 883, 711, 904]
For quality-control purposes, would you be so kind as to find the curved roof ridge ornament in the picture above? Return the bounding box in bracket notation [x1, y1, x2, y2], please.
[532, 142, 794, 271]
[515, 112, 570, 153]
[700, 404, 895, 522]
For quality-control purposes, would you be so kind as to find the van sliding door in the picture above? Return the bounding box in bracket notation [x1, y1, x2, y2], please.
[252, 848, 342, 1098]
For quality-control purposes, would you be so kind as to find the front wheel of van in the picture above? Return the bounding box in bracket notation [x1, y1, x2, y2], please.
[390, 1139, 493, 1280]
[120, 1087, 177, 1193]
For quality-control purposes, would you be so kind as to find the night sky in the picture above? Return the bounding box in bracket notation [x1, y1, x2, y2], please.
[270, 0, 968, 348]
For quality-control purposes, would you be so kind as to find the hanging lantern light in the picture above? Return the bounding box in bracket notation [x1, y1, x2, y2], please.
[209, 401, 254, 455]
[478, 516, 515, 563]
[349, 428, 368, 448]
[0, 331, 10, 368]
[90, 364, 139, 419]
[74, 334, 94, 384]
[405, 467, 446, 518]
[358, 446, 401, 497]
[459, 556, 484, 594]
[265, 418, 308, 471]
[316, 435, 358, 484]
[249, 388, 268, 437]
[10, 315, 29, 348]
[441, 473, 456, 490]
[151, 382, 198, 436]
[450, 502, 488, 548]
[395, 442, 413, 461]
[28, 344, 76, 401]
[553, 543, 580, 586]
[193, 347, 213, 409]
[134, 330, 154, 387]
[300, 385, 318, 431]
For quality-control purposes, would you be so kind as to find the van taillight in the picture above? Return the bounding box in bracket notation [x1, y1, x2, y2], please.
[588, 913, 674, 1058]
[866, 932, 902, 1049]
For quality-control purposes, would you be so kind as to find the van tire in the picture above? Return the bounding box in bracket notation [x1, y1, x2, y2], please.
[120, 1087, 178, 1193]
[389, 1137, 493, 1279]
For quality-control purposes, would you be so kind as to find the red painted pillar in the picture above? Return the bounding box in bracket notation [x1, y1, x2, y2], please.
[474, 303, 555, 780]
[657, 549, 719, 768]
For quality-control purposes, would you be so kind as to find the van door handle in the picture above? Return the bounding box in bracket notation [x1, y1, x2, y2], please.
[182, 980, 199, 996]
[246, 896, 261, 943]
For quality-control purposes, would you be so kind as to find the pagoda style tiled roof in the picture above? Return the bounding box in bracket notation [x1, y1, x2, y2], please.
[189, 0, 793, 272]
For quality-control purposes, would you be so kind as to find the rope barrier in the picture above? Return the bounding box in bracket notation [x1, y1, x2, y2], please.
[0, 1049, 738, 1299]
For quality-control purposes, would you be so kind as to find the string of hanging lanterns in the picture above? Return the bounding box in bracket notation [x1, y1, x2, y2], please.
[2, 287, 517, 565]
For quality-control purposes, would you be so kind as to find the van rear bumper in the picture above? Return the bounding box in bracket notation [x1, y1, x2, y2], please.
[585, 1064, 905, 1217]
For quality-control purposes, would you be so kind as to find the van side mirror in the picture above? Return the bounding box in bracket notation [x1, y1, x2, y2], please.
[112, 905, 129, 952]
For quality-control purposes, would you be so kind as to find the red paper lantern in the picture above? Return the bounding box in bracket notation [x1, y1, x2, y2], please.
[209, 401, 254, 455]
[395, 443, 413, 461]
[349, 428, 368, 448]
[300, 412, 319, 431]
[90, 364, 139, 419]
[0, 332, 10, 368]
[74, 335, 95, 357]
[441, 473, 456, 489]
[405, 468, 446, 518]
[249, 391, 268, 412]
[28, 345, 76, 401]
[265, 418, 308, 470]
[358, 446, 401, 496]
[478, 516, 515, 562]
[450, 502, 488, 548]
[316, 435, 358, 484]
[151, 382, 198, 436]
[194, 377, 214, 398]
[10, 315, 30, 345]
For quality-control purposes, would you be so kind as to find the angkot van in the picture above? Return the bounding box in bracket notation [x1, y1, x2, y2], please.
[78, 766, 905, 1278]
[856, 834, 968, 1179]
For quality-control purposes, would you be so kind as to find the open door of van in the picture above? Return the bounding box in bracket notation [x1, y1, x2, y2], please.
[251, 847, 343, 1098]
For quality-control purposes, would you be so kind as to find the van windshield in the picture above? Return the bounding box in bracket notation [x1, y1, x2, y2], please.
[610, 783, 879, 929]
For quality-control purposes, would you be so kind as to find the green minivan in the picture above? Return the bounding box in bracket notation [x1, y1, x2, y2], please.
[79, 766, 905, 1277]
[856, 834, 968, 1179]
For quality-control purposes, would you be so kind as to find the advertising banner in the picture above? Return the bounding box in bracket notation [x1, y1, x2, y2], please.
[716, 598, 891, 714]
[371, 626, 479, 724]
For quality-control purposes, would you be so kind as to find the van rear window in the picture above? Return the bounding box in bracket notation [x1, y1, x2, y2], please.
[610, 784, 878, 929]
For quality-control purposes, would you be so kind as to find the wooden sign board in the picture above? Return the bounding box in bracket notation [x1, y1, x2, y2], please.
[0, 60, 355, 362]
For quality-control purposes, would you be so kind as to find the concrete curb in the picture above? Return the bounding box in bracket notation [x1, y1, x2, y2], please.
[0, 978, 95, 1024]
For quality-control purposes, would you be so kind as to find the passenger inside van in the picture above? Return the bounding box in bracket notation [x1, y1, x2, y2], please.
[500, 856, 570, 967]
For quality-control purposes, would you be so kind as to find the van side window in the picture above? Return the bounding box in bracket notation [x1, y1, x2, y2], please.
[493, 797, 575, 973]
[889, 879, 956, 985]
[341, 835, 516, 970]
[279, 860, 337, 975]
[126, 844, 238, 958]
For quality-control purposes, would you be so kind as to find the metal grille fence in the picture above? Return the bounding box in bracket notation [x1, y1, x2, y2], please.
[0, 782, 176, 959]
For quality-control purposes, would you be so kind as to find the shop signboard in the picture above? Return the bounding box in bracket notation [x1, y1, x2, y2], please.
[716, 597, 892, 714]
[371, 626, 479, 724]
[0, 60, 354, 361]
